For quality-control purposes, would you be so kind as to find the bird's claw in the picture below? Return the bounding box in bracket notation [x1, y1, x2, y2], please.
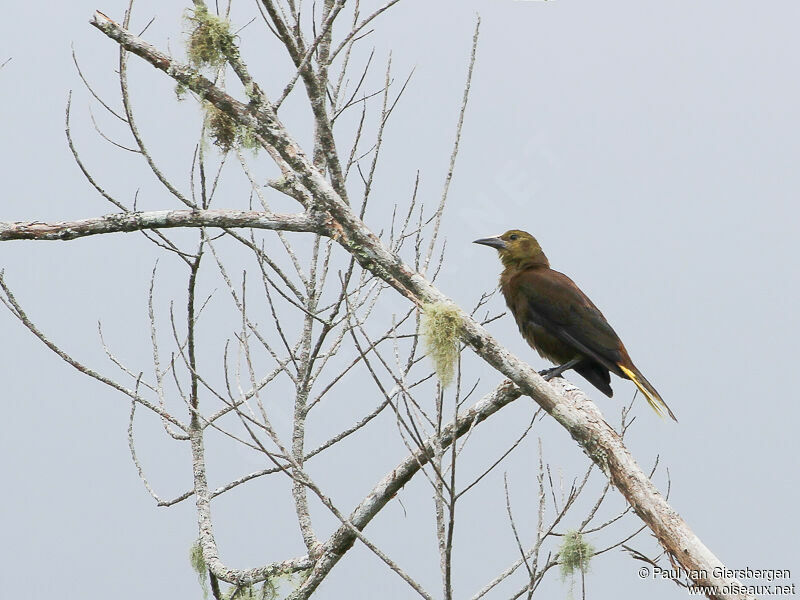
[539, 357, 582, 381]
[538, 367, 559, 381]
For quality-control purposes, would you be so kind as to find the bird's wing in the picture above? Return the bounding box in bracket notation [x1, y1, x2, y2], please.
[513, 268, 625, 374]
[512, 268, 677, 421]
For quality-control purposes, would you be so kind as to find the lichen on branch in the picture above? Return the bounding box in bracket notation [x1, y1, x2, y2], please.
[185, 5, 237, 69]
[190, 540, 209, 597]
[203, 101, 259, 152]
[559, 530, 594, 578]
[420, 301, 461, 388]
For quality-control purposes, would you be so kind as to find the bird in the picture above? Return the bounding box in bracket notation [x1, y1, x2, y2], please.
[474, 229, 677, 421]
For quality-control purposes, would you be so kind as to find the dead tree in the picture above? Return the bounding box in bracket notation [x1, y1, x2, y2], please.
[0, 2, 753, 599]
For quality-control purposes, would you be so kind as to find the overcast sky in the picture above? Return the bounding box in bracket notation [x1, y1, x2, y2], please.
[2, 1, 799, 599]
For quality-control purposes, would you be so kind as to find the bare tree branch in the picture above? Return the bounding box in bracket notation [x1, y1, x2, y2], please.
[0, 209, 326, 241]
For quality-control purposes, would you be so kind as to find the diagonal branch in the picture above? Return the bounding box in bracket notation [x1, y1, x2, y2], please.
[288, 382, 522, 599]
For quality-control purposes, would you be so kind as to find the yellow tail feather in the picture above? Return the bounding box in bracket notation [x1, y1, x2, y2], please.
[618, 364, 677, 422]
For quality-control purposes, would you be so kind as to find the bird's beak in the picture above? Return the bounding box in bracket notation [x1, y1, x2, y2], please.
[473, 236, 507, 250]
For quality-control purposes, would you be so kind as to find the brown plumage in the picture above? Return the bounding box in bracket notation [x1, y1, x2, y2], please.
[474, 230, 677, 421]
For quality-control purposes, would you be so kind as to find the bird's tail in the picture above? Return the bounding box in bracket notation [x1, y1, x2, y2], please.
[618, 364, 678, 422]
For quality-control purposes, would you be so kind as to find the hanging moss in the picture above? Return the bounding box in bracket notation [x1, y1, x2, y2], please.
[190, 540, 209, 598]
[238, 127, 261, 152]
[190, 540, 206, 576]
[224, 584, 260, 600]
[220, 569, 310, 600]
[420, 302, 461, 387]
[559, 530, 594, 578]
[175, 82, 189, 101]
[262, 578, 278, 600]
[203, 102, 237, 151]
[201, 101, 259, 153]
[185, 5, 237, 69]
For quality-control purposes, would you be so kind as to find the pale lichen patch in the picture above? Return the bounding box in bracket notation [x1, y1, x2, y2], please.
[421, 301, 461, 387]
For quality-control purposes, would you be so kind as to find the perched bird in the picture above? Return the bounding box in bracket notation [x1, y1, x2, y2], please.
[474, 230, 676, 421]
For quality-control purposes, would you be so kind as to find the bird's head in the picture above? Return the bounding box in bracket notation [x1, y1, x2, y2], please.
[473, 230, 549, 269]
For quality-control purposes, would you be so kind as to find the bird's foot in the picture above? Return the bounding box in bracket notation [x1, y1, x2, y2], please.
[538, 367, 560, 381]
[539, 358, 581, 381]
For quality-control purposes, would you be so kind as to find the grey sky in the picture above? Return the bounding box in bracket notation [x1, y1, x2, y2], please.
[2, 1, 799, 598]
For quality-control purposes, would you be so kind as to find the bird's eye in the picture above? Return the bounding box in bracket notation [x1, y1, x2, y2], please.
[509, 234, 518, 241]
